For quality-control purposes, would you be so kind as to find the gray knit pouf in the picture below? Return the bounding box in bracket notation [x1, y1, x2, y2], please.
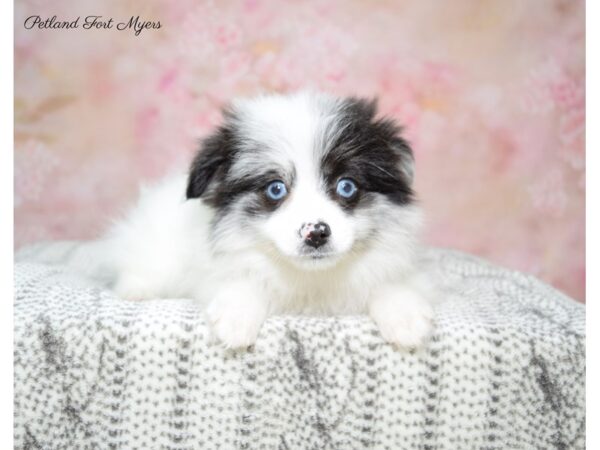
[14, 247, 585, 449]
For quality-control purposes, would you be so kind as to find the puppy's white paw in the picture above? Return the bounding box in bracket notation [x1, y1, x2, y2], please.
[369, 285, 434, 349]
[206, 288, 268, 349]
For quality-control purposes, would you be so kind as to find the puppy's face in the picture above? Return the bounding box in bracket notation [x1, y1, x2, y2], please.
[187, 92, 416, 270]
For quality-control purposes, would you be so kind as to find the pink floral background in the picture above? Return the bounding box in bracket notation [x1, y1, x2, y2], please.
[14, 0, 585, 301]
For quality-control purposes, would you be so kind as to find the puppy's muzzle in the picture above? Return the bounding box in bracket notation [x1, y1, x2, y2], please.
[300, 221, 331, 249]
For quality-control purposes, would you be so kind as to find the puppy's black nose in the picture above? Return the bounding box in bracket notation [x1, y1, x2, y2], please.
[304, 221, 331, 248]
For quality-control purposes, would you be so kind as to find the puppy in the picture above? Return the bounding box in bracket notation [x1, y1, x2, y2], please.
[107, 91, 434, 348]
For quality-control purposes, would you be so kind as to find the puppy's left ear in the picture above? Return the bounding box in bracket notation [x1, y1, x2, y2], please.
[186, 126, 234, 200]
[347, 96, 415, 187]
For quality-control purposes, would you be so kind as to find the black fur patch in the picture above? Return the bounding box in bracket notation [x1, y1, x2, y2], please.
[321, 98, 414, 209]
[187, 113, 292, 214]
[223, 169, 292, 215]
[186, 122, 238, 202]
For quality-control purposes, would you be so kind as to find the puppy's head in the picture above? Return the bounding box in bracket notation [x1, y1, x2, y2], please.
[187, 92, 419, 270]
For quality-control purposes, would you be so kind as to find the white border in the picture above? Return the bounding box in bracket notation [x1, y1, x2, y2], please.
[1, 0, 14, 447]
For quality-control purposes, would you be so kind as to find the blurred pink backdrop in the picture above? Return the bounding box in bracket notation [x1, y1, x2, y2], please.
[14, 0, 585, 301]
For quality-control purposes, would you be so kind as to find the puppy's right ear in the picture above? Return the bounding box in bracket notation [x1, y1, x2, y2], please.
[186, 126, 234, 200]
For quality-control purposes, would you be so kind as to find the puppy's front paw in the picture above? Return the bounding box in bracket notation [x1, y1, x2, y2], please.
[369, 286, 434, 349]
[206, 289, 268, 349]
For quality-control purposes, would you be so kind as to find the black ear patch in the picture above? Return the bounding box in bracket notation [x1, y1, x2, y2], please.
[186, 125, 236, 201]
[322, 97, 415, 206]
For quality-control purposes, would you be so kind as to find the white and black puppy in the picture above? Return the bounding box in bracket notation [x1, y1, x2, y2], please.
[106, 91, 434, 349]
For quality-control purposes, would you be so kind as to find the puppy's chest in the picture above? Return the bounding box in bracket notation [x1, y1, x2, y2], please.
[269, 274, 371, 315]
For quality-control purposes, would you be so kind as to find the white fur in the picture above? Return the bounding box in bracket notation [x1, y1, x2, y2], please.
[103, 92, 435, 349]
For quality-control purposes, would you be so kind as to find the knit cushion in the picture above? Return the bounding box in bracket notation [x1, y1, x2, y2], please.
[13, 246, 585, 449]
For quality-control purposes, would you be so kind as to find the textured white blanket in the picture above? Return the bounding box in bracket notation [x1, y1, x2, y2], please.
[14, 247, 585, 449]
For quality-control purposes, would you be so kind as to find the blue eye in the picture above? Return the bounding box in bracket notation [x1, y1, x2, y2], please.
[266, 180, 288, 200]
[336, 178, 358, 198]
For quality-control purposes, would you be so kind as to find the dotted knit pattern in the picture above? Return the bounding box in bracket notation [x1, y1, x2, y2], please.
[14, 248, 585, 449]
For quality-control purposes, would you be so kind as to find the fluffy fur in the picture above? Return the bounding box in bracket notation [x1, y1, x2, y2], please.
[104, 91, 434, 348]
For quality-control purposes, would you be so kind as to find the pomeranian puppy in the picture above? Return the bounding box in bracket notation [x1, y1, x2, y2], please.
[84, 92, 435, 348]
